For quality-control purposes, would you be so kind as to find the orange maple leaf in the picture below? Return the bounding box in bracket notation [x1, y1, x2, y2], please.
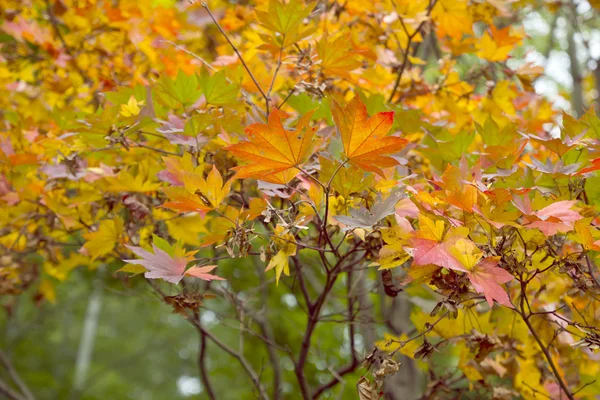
[331, 96, 407, 176]
[227, 109, 316, 184]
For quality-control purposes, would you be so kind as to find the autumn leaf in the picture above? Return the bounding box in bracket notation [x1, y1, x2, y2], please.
[104, 160, 162, 193]
[123, 241, 224, 284]
[317, 32, 362, 79]
[255, 0, 316, 49]
[162, 165, 233, 213]
[197, 68, 238, 106]
[227, 108, 316, 184]
[319, 157, 373, 199]
[266, 225, 297, 284]
[334, 190, 404, 231]
[375, 226, 413, 270]
[468, 257, 513, 308]
[514, 197, 583, 236]
[120, 95, 144, 117]
[450, 239, 513, 307]
[476, 26, 523, 62]
[410, 214, 466, 272]
[81, 219, 123, 261]
[437, 163, 479, 212]
[331, 96, 407, 176]
[185, 265, 225, 281]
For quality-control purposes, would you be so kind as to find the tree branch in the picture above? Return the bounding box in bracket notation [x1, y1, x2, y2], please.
[0, 350, 34, 400]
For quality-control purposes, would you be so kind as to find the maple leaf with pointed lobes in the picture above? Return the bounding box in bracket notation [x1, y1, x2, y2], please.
[162, 165, 232, 213]
[317, 32, 363, 79]
[124, 244, 224, 284]
[410, 214, 466, 272]
[255, 0, 316, 49]
[81, 220, 123, 261]
[227, 108, 316, 184]
[468, 257, 513, 308]
[450, 239, 513, 307]
[331, 96, 407, 176]
[513, 197, 583, 236]
[476, 26, 523, 62]
[334, 190, 404, 231]
[266, 225, 297, 285]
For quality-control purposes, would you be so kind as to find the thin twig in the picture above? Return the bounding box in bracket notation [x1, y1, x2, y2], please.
[0, 350, 34, 400]
[191, 319, 270, 400]
[202, 3, 269, 115]
[387, 0, 438, 103]
[517, 281, 574, 400]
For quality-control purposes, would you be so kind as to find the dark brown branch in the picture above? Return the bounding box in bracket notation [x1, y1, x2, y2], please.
[312, 268, 360, 399]
[0, 350, 35, 400]
[293, 256, 314, 310]
[198, 331, 217, 400]
[257, 264, 282, 400]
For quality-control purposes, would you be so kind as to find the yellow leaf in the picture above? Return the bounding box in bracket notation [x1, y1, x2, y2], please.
[81, 219, 123, 261]
[408, 55, 426, 65]
[449, 238, 482, 271]
[317, 33, 363, 79]
[376, 242, 411, 270]
[476, 26, 523, 62]
[165, 214, 208, 246]
[266, 225, 297, 285]
[120, 95, 144, 117]
[184, 165, 233, 210]
[417, 214, 445, 242]
[266, 250, 290, 285]
[39, 279, 56, 304]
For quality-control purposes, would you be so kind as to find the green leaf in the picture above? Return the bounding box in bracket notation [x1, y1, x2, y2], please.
[116, 264, 147, 274]
[197, 68, 238, 106]
[287, 94, 331, 121]
[255, 0, 315, 36]
[156, 70, 202, 108]
[152, 234, 174, 256]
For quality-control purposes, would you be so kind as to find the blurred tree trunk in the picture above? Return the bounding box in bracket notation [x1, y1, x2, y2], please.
[594, 61, 600, 115]
[71, 266, 105, 398]
[567, 1, 586, 117]
[378, 276, 420, 400]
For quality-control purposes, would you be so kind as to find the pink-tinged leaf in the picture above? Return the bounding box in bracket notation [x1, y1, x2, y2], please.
[395, 198, 419, 219]
[467, 257, 513, 308]
[535, 200, 581, 223]
[514, 197, 583, 236]
[124, 244, 189, 284]
[41, 160, 88, 180]
[157, 157, 186, 186]
[124, 244, 223, 284]
[410, 238, 467, 272]
[185, 265, 226, 281]
[395, 216, 414, 233]
[512, 195, 533, 215]
[526, 221, 573, 236]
